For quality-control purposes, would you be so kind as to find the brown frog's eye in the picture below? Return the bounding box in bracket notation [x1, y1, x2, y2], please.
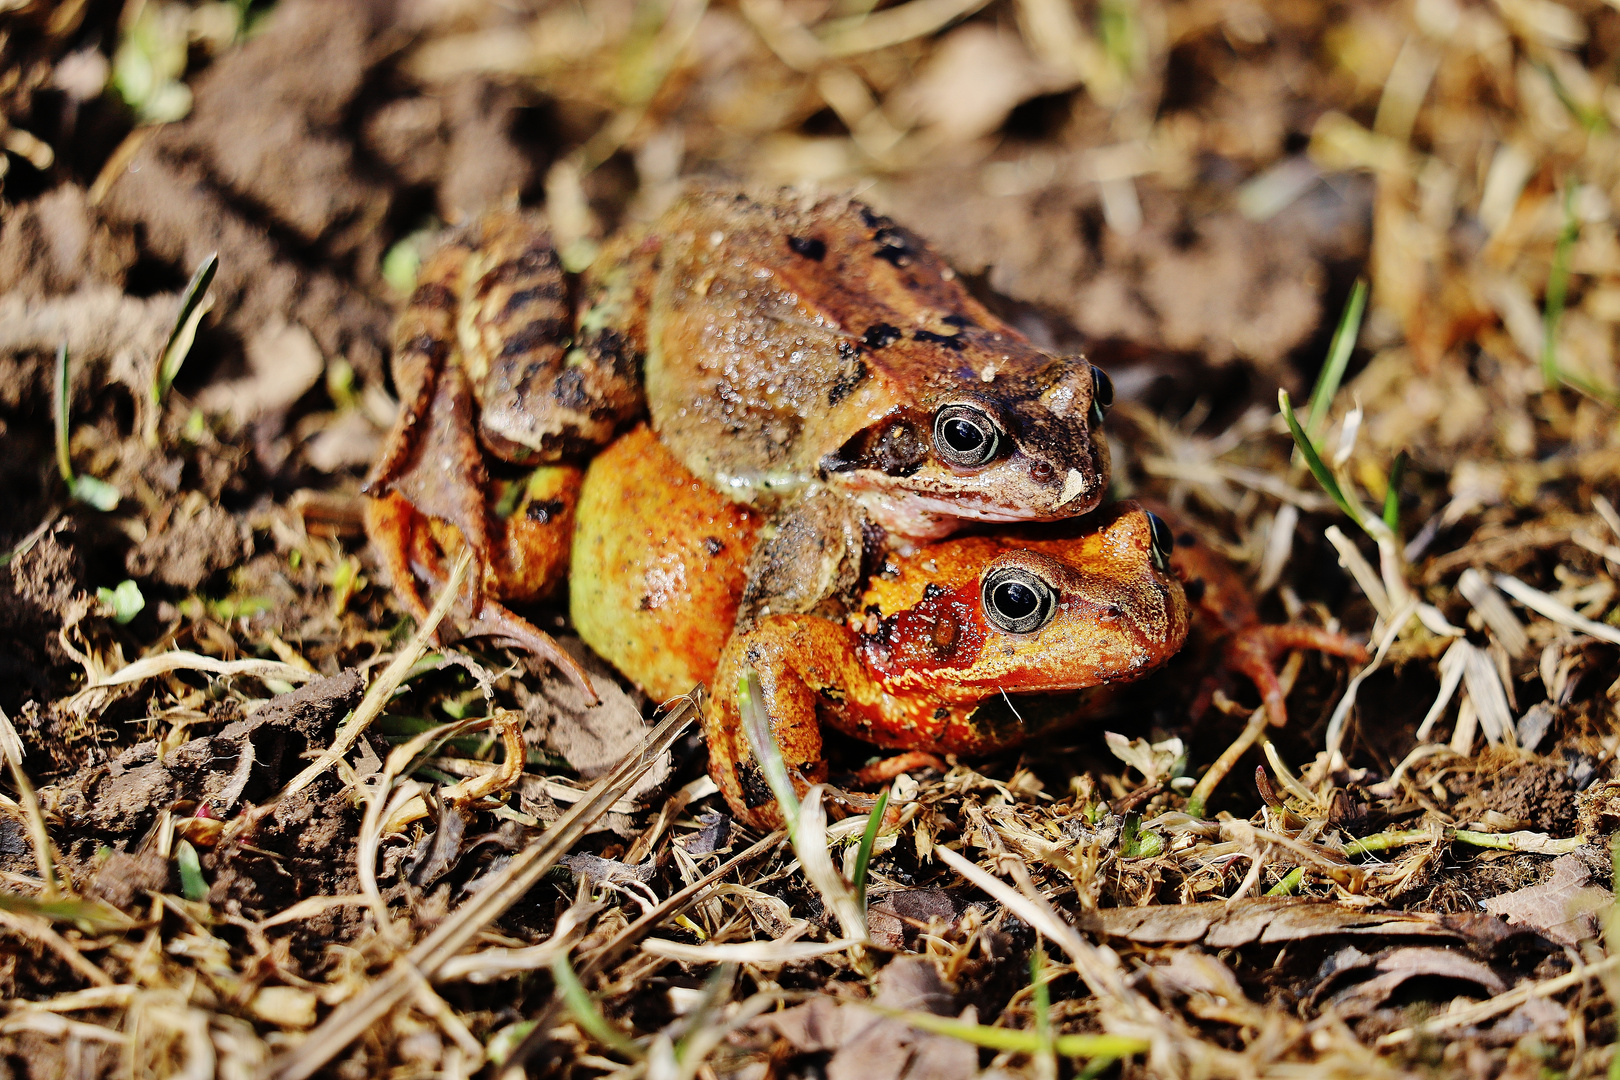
[1089, 365, 1114, 428]
[933, 404, 1000, 468]
[981, 566, 1057, 634]
[1146, 511, 1173, 573]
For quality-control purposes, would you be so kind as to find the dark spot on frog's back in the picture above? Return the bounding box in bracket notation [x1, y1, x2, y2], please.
[787, 235, 826, 261]
[553, 368, 589, 410]
[934, 706, 950, 720]
[702, 536, 725, 556]
[525, 499, 567, 524]
[872, 227, 911, 267]
[827, 355, 868, 406]
[923, 583, 947, 600]
[862, 323, 901, 349]
[912, 329, 964, 350]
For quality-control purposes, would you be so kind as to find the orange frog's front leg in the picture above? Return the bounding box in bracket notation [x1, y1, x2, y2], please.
[706, 616, 880, 829]
[1164, 515, 1369, 727]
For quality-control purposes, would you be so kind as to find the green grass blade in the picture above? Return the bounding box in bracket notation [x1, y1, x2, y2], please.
[53, 343, 72, 483]
[1031, 945, 1055, 1069]
[1279, 389, 1358, 524]
[852, 786, 888, 914]
[1382, 450, 1408, 533]
[155, 253, 218, 406]
[1304, 278, 1367, 443]
[550, 952, 641, 1058]
[176, 839, 208, 901]
[0, 890, 134, 933]
[864, 1004, 1149, 1060]
[738, 670, 800, 840]
[1543, 187, 1578, 390]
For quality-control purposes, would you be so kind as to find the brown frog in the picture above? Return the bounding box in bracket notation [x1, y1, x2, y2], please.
[364, 187, 1115, 684]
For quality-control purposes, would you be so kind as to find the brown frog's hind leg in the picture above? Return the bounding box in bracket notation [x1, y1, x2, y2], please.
[467, 212, 645, 461]
[853, 751, 946, 785]
[363, 485, 596, 697]
[364, 232, 596, 698]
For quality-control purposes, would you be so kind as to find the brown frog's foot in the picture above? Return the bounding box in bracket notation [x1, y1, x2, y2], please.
[853, 751, 945, 786]
[362, 491, 598, 702]
[1222, 624, 1369, 727]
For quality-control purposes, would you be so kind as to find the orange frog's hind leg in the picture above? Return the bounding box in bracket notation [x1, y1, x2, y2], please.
[853, 751, 946, 785]
[1222, 623, 1370, 728]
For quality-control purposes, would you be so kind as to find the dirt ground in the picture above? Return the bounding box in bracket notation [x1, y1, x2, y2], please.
[1, 0, 1619, 1077]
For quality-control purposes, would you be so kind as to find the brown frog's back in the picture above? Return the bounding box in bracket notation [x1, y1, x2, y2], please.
[570, 424, 764, 701]
[636, 187, 1110, 528]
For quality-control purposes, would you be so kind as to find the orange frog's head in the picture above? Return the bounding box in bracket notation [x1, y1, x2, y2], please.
[857, 502, 1189, 694]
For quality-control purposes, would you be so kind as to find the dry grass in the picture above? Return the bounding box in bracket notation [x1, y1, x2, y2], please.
[2, 0, 1620, 1077]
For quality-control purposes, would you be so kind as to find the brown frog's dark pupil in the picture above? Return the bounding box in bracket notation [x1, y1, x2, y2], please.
[933, 404, 999, 467]
[1146, 511, 1173, 573]
[944, 418, 984, 452]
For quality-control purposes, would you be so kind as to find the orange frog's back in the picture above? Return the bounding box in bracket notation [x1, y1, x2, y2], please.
[570, 425, 764, 702]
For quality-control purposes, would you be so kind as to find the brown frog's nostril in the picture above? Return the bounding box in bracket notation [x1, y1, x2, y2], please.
[1029, 460, 1054, 483]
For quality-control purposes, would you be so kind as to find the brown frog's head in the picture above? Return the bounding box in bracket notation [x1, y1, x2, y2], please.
[858, 502, 1186, 693]
[820, 349, 1114, 537]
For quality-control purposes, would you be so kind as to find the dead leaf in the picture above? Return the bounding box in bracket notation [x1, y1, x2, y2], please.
[1480, 854, 1611, 946]
[195, 316, 324, 425]
[756, 957, 977, 1080]
[1322, 947, 1506, 1018]
[1076, 899, 1524, 951]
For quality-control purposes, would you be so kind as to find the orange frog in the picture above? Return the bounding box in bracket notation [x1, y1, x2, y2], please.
[569, 427, 1185, 827]
[385, 424, 1366, 828]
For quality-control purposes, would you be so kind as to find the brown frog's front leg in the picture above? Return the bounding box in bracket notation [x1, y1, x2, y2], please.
[734, 489, 873, 630]
[364, 213, 641, 694]
[707, 615, 880, 831]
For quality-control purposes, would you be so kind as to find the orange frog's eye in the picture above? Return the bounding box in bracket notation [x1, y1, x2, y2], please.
[981, 566, 1057, 634]
[933, 404, 1000, 468]
[1145, 511, 1173, 573]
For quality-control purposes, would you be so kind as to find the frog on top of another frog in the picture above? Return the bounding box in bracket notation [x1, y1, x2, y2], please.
[568, 426, 1187, 829]
[364, 186, 1115, 687]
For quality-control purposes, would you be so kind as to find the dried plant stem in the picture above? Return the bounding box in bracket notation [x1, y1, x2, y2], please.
[0, 909, 112, 987]
[264, 697, 697, 1080]
[279, 546, 473, 799]
[1185, 705, 1270, 819]
[0, 709, 61, 899]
